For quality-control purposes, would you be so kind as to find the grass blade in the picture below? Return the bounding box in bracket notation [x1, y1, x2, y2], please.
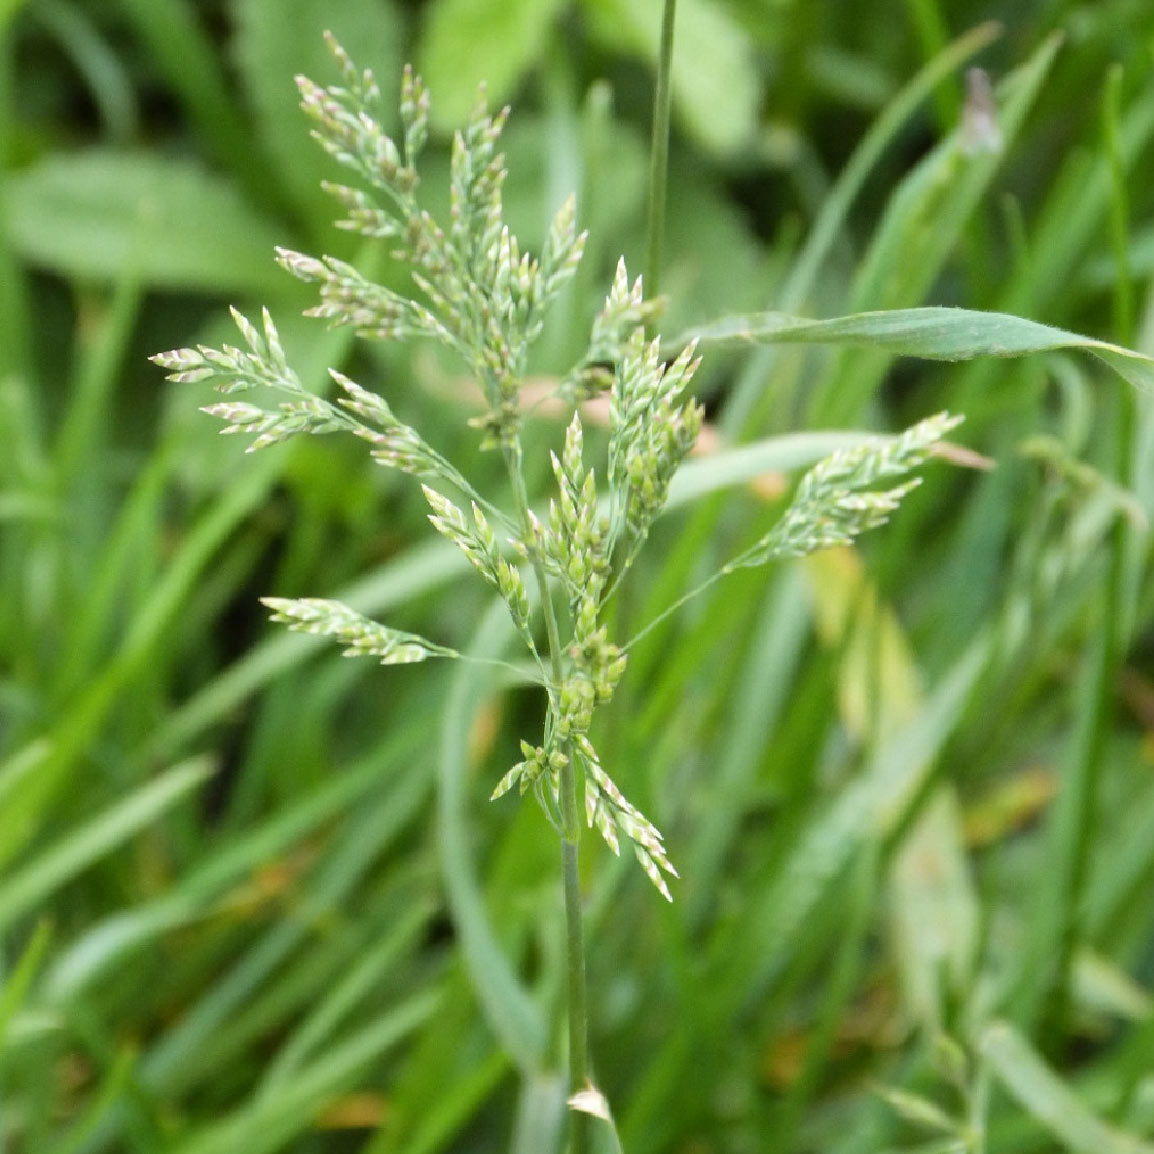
[981, 1020, 1154, 1154]
[439, 601, 548, 1072]
[681, 305, 1154, 392]
[0, 758, 211, 933]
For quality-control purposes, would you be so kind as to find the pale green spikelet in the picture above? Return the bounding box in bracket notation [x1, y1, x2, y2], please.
[152, 307, 302, 397]
[490, 739, 568, 802]
[330, 370, 475, 496]
[729, 411, 963, 570]
[540, 194, 587, 301]
[260, 598, 457, 664]
[576, 737, 677, 902]
[421, 486, 536, 650]
[607, 325, 703, 559]
[535, 415, 611, 611]
[200, 396, 345, 451]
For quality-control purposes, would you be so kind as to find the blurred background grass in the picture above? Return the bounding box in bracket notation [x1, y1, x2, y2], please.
[2, 1, 1154, 1152]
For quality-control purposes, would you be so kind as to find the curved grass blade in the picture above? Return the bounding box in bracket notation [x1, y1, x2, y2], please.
[44, 747, 411, 998]
[439, 601, 548, 1072]
[981, 1021, 1154, 1154]
[164, 992, 440, 1154]
[0, 758, 211, 934]
[720, 631, 991, 1017]
[782, 20, 1001, 313]
[681, 306, 1154, 393]
[0, 919, 51, 1046]
[259, 903, 433, 1091]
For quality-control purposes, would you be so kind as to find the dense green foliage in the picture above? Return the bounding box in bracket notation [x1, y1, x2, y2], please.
[3, 2, 1154, 1152]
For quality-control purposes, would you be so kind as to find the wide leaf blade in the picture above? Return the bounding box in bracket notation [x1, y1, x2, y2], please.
[681, 306, 1154, 393]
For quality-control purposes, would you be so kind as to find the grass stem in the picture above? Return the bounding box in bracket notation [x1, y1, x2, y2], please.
[504, 439, 591, 1152]
[645, 0, 677, 303]
[561, 834, 591, 1154]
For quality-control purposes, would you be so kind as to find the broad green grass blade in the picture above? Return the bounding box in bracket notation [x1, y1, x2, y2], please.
[4, 151, 287, 294]
[418, 0, 566, 132]
[440, 601, 548, 1072]
[682, 306, 1154, 392]
[981, 1020, 1154, 1154]
[0, 758, 211, 933]
[667, 430, 883, 506]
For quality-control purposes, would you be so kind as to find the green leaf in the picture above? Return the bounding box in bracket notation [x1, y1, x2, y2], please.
[259, 905, 433, 1090]
[42, 1047, 136, 1154]
[680, 306, 1154, 393]
[165, 992, 439, 1154]
[719, 634, 991, 1017]
[44, 754, 397, 998]
[0, 758, 211, 934]
[233, 0, 405, 230]
[981, 1021, 1154, 1154]
[0, 920, 52, 1047]
[417, 0, 567, 131]
[583, 0, 759, 154]
[4, 151, 286, 294]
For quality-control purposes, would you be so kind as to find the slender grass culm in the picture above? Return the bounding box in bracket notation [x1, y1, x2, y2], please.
[152, 33, 964, 1152]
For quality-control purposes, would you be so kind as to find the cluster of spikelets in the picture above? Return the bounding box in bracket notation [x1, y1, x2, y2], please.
[154, 37, 958, 901]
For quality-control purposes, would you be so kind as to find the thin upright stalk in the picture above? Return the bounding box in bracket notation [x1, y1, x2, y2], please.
[561, 825, 591, 1152]
[504, 442, 590, 1154]
[645, 0, 677, 301]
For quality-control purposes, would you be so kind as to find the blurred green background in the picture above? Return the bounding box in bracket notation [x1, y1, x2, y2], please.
[3, 1, 1154, 1152]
